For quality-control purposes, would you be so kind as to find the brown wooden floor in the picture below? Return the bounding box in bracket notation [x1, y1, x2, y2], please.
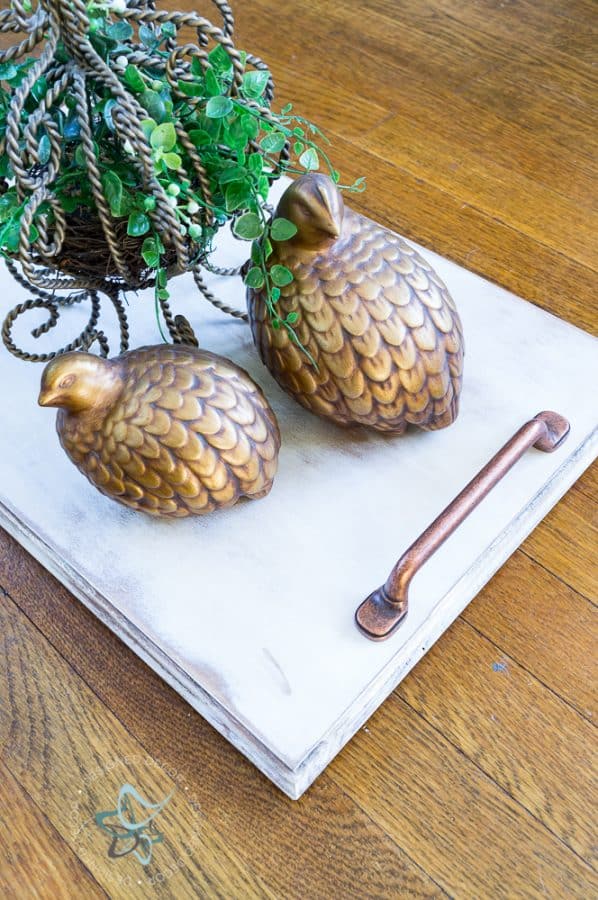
[1, 1, 597, 897]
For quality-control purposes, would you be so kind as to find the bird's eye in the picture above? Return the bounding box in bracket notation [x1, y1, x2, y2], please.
[59, 374, 76, 389]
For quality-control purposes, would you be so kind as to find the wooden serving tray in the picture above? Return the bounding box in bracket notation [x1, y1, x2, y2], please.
[0, 180, 595, 797]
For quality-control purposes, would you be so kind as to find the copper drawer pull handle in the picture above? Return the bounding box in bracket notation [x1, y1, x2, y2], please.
[355, 411, 570, 641]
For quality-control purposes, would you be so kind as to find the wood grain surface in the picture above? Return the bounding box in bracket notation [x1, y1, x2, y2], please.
[0, 1, 596, 896]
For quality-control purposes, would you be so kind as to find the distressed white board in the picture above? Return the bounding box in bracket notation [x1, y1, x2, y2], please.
[0, 179, 596, 797]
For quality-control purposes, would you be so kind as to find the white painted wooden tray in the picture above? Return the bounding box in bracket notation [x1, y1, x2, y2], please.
[0, 180, 596, 797]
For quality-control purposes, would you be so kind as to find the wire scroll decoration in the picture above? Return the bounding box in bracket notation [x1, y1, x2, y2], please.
[0, 0, 285, 361]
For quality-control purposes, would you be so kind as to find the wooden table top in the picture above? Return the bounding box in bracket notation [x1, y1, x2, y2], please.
[1, 1, 596, 897]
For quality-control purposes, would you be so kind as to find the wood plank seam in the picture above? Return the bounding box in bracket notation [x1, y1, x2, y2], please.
[393, 669, 597, 870]
[369, 2, 597, 89]
[307, 769, 452, 899]
[327, 697, 598, 895]
[459, 613, 596, 726]
[344, 182, 598, 300]
[0, 758, 109, 899]
[518, 548, 598, 609]
[572, 482, 597, 507]
[340, 155, 598, 278]
[285, 2, 598, 168]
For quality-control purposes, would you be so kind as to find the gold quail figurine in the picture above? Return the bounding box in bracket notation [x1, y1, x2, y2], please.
[248, 174, 464, 432]
[38, 345, 280, 517]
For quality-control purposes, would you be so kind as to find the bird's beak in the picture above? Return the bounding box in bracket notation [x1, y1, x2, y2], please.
[316, 183, 342, 238]
[38, 388, 59, 407]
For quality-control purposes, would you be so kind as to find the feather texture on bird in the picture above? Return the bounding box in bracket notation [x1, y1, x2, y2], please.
[38, 344, 280, 517]
[247, 174, 464, 433]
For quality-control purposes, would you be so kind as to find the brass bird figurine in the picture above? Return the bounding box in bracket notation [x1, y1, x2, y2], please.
[38, 345, 280, 517]
[247, 174, 464, 433]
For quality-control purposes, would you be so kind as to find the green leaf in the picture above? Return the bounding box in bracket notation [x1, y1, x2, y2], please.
[270, 264, 293, 287]
[101, 171, 123, 216]
[242, 115, 259, 140]
[259, 132, 285, 154]
[204, 67, 220, 97]
[233, 212, 263, 240]
[150, 121, 176, 151]
[0, 154, 11, 181]
[37, 134, 51, 167]
[271, 287, 281, 302]
[208, 45, 233, 73]
[257, 174, 269, 200]
[31, 76, 48, 102]
[244, 266, 265, 289]
[138, 91, 166, 122]
[103, 99, 118, 131]
[141, 237, 159, 267]
[64, 113, 81, 140]
[162, 151, 182, 170]
[106, 21, 133, 41]
[270, 217, 298, 241]
[140, 117, 157, 141]
[119, 187, 134, 216]
[247, 153, 263, 176]
[0, 220, 21, 253]
[61, 195, 82, 213]
[299, 147, 319, 171]
[241, 70, 269, 98]
[286, 311, 299, 324]
[123, 64, 145, 93]
[0, 192, 17, 224]
[139, 24, 158, 48]
[218, 165, 246, 185]
[188, 129, 211, 147]
[250, 241, 262, 264]
[127, 212, 151, 237]
[160, 21, 176, 38]
[190, 56, 205, 79]
[205, 96, 233, 118]
[177, 79, 205, 98]
[0, 63, 17, 81]
[225, 116, 250, 151]
[203, 116, 222, 140]
[225, 180, 250, 212]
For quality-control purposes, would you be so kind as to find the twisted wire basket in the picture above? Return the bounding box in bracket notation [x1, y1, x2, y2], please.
[0, 0, 284, 361]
